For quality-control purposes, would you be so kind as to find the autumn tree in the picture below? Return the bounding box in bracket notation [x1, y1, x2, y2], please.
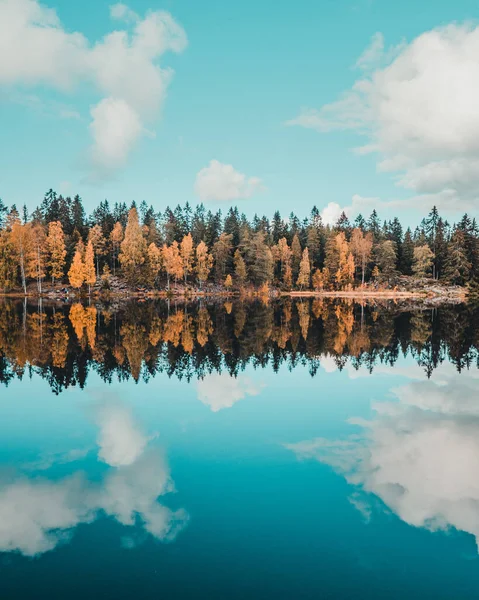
[180, 233, 194, 284]
[27, 224, 47, 294]
[68, 241, 85, 289]
[234, 249, 247, 287]
[84, 240, 96, 295]
[119, 207, 147, 284]
[195, 241, 213, 288]
[275, 237, 293, 289]
[163, 241, 183, 288]
[291, 234, 302, 281]
[297, 248, 311, 289]
[412, 245, 434, 278]
[312, 268, 329, 292]
[147, 243, 162, 287]
[350, 228, 373, 285]
[46, 221, 66, 286]
[10, 220, 32, 295]
[110, 221, 124, 276]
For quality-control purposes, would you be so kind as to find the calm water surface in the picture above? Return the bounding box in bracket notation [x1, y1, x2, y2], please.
[0, 299, 478, 599]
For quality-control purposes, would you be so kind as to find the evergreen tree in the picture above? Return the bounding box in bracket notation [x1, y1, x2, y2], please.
[401, 228, 414, 275]
[444, 229, 472, 285]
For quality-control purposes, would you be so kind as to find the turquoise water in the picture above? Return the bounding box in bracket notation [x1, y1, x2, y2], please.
[0, 301, 479, 598]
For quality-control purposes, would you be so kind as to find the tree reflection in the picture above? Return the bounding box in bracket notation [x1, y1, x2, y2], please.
[0, 298, 477, 393]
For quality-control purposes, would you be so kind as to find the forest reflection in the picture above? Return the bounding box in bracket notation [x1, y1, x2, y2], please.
[0, 298, 478, 393]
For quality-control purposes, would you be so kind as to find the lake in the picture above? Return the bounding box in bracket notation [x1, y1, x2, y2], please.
[0, 298, 478, 599]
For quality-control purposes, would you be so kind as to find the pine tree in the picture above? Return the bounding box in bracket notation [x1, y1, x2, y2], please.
[401, 228, 414, 275]
[374, 241, 397, 283]
[444, 229, 471, 285]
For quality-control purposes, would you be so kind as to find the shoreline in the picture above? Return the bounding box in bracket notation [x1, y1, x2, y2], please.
[0, 287, 467, 303]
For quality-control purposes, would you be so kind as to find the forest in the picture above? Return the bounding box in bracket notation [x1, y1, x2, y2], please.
[0, 189, 478, 294]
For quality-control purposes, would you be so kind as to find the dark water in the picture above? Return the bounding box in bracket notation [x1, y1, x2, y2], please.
[0, 298, 478, 599]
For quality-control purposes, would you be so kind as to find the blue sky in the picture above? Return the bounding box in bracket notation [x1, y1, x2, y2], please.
[1, 0, 479, 225]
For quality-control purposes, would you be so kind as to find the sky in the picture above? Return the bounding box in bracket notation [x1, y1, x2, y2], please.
[1, 0, 479, 226]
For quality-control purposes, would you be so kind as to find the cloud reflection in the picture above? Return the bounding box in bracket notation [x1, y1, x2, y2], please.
[0, 404, 187, 556]
[197, 373, 263, 412]
[286, 368, 479, 548]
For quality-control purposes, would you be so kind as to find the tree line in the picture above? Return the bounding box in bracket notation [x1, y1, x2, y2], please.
[0, 190, 478, 293]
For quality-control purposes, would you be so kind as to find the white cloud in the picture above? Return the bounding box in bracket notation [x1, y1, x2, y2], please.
[286, 369, 479, 549]
[355, 32, 384, 70]
[194, 160, 264, 202]
[288, 24, 479, 211]
[109, 3, 138, 23]
[319, 194, 379, 225]
[89, 98, 143, 173]
[95, 403, 149, 467]
[0, 0, 187, 176]
[320, 202, 344, 226]
[197, 373, 263, 412]
[0, 405, 187, 556]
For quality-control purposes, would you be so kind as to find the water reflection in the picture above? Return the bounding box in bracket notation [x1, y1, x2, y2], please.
[0, 403, 187, 556]
[0, 298, 478, 393]
[287, 366, 479, 549]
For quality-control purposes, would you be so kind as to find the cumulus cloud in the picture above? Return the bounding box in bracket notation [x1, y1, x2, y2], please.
[197, 373, 263, 412]
[194, 160, 264, 202]
[288, 24, 479, 211]
[0, 404, 187, 556]
[286, 369, 479, 549]
[0, 0, 187, 176]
